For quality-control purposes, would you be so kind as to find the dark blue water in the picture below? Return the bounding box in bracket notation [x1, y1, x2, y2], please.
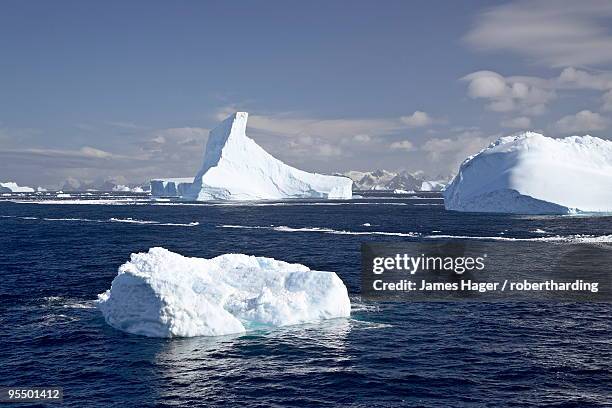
[1, 193, 610, 407]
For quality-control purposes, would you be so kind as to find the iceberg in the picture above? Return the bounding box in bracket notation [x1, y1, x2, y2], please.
[150, 178, 194, 197]
[0, 181, 35, 193]
[420, 180, 446, 192]
[444, 132, 612, 214]
[96, 247, 351, 337]
[185, 112, 352, 200]
[113, 185, 145, 193]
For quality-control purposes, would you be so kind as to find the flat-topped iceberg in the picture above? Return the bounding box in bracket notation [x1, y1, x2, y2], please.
[0, 181, 35, 193]
[444, 132, 612, 214]
[150, 178, 194, 197]
[96, 247, 351, 337]
[184, 112, 352, 200]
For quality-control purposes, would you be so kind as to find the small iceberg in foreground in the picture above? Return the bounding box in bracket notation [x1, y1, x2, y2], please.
[444, 132, 612, 214]
[183, 112, 352, 200]
[96, 247, 351, 337]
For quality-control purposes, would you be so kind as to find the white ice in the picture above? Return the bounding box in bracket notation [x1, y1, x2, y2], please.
[0, 181, 35, 193]
[97, 247, 351, 337]
[113, 185, 145, 193]
[444, 132, 612, 214]
[420, 180, 446, 192]
[184, 112, 352, 200]
[150, 178, 194, 197]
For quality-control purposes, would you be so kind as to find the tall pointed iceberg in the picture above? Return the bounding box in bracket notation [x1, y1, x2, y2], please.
[185, 112, 352, 200]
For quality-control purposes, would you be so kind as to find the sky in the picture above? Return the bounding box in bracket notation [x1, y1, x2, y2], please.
[1, 0, 612, 187]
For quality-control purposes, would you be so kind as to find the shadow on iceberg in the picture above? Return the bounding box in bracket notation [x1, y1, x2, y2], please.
[444, 132, 612, 215]
[181, 112, 352, 201]
[96, 247, 351, 338]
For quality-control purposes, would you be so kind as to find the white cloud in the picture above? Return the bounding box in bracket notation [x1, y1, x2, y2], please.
[146, 127, 209, 154]
[400, 111, 433, 128]
[353, 134, 372, 143]
[0, 121, 210, 186]
[247, 114, 404, 140]
[557, 67, 612, 90]
[462, 71, 555, 115]
[317, 144, 342, 157]
[450, 126, 484, 139]
[0, 146, 120, 160]
[389, 140, 415, 151]
[210, 108, 441, 165]
[464, 0, 612, 67]
[151, 135, 166, 144]
[421, 135, 494, 171]
[214, 108, 437, 142]
[501, 116, 532, 129]
[462, 67, 612, 115]
[465, 72, 507, 98]
[153, 127, 209, 141]
[0, 146, 139, 177]
[79, 146, 114, 159]
[554, 110, 609, 133]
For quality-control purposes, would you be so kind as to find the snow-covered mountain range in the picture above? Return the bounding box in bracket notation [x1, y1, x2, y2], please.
[59, 177, 148, 192]
[341, 170, 449, 192]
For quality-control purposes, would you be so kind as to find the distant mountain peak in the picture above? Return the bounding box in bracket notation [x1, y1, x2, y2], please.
[342, 169, 449, 192]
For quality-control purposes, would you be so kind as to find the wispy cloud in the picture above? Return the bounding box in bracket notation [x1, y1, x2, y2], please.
[0, 146, 137, 172]
[553, 110, 609, 133]
[105, 121, 150, 130]
[462, 67, 612, 115]
[501, 116, 532, 129]
[389, 140, 415, 151]
[400, 111, 433, 128]
[464, 0, 612, 67]
[0, 146, 121, 159]
[247, 114, 406, 140]
[420, 133, 496, 172]
[209, 108, 441, 165]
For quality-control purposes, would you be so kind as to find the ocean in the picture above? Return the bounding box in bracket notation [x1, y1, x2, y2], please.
[1, 192, 610, 407]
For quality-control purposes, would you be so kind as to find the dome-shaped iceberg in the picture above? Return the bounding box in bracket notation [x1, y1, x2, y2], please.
[444, 132, 612, 214]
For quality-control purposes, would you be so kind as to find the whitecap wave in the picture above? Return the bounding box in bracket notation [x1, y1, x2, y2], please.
[109, 218, 199, 227]
[43, 217, 101, 223]
[44, 296, 96, 310]
[109, 217, 158, 224]
[3, 215, 198, 227]
[425, 233, 612, 243]
[0, 215, 39, 220]
[158, 221, 200, 227]
[413, 203, 444, 206]
[349, 298, 380, 313]
[219, 224, 612, 242]
[6, 199, 146, 205]
[219, 224, 419, 237]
